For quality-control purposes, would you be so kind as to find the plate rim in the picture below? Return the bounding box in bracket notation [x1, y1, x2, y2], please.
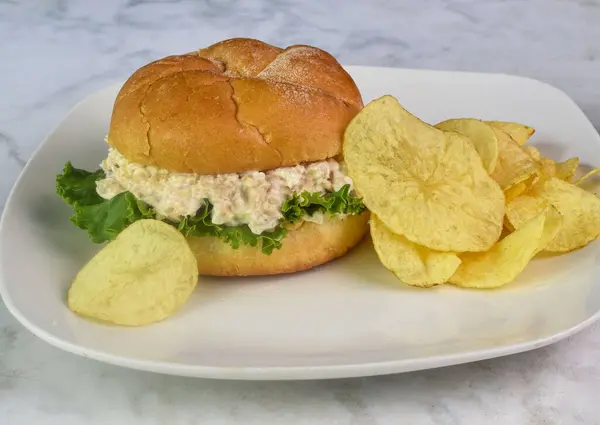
[2, 290, 599, 380]
[1, 66, 599, 380]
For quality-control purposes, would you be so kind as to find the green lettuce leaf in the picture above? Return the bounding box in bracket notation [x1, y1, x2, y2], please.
[282, 184, 366, 223]
[56, 163, 155, 243]
[176, 204, 287, 255]
[56, 162, 105, 206]
[71, 192, 155, 243]
[57, 163, 365, 254]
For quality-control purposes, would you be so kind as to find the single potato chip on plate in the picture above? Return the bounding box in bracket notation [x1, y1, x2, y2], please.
[370, 215, 461, 287]
[68, 219, 199, 326]
[490, 127, 539, 189]
[435, 118, 499, 174]
[449, 206, 562, 289]
[344, 95, 505, 252]
[485, 121, 535, 145]
[506, 177, 600, 252]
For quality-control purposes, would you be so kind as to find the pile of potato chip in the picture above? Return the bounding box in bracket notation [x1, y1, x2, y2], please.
[344, 95, 600, 289]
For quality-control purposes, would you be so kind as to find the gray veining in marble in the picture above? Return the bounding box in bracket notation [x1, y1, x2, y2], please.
[1, 0, 600, 424]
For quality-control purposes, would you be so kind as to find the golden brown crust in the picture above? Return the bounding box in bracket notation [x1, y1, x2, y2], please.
[108, 38, 363, 174]
[230, 78, 358, 167]
[198, 38, 283, 77]
[257, 45, 363, 110]
[187, 213, 369, 276]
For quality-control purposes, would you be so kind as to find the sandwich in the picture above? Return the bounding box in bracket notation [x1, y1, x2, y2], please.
[56, 38, 369, 276]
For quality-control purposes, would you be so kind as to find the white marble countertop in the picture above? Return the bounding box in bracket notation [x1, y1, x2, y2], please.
[1, 0, 600, 423]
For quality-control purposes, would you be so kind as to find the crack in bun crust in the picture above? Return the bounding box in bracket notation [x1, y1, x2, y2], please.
[108, 38, 364, 175]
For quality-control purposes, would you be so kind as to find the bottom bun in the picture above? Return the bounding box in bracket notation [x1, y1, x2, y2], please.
[187, 213, 369, 276]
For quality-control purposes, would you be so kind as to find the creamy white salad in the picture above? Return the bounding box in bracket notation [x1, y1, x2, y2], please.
[95, 148, 354, 234]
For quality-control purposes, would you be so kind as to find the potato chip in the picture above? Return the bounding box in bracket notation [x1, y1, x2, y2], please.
[505, 195, 546, 228]
[528, 156, 578, 188]
[574, 168, 600, 186]
[537, 157, 557, 182]
[343, 95, 505, 252]
[489, 127, 539, 189]
[504, 180, 529, 204]
[68, 220, 199, 326]
[449, 206, 562, 289]
[504, 173, 538, 204]
[555, 157, 579, 182]
[523, 145, 542, 161]
[506, 178, 600, 252]
[435, 118, 499, 173]
[485, 121, 535, 145]
[370, 215, 461, 287]
[500, 223, 513, 239]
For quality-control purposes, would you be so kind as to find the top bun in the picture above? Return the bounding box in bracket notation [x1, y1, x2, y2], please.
[108, 38, 363, 175]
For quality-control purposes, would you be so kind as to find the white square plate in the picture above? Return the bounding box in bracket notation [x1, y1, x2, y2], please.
[2, 66, 600, 380]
